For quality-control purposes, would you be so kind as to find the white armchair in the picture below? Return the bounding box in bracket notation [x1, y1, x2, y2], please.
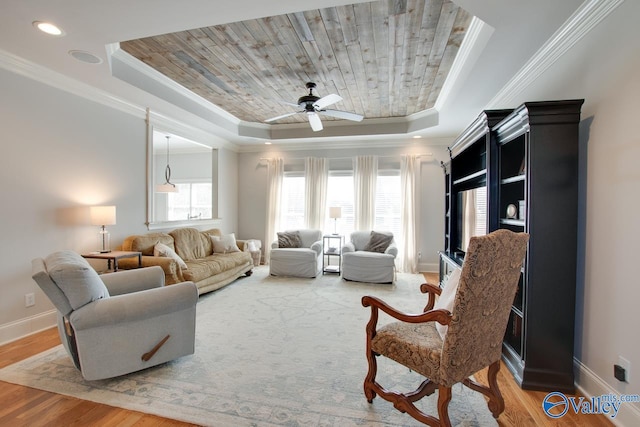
[342, 230, 397, 283]
[31, 250, 198, 381]
[269, 229, 323, 278]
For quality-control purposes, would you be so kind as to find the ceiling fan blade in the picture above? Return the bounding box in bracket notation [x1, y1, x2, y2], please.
[319, 109, 364, 122]
[307, 112, 323, 132]
[275, 99, 301, 108]
[313, 93, 342, 110]
[265, 111, 300, 123]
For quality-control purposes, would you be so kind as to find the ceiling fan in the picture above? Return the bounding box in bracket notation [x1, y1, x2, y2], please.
[265, 82, 364, 132]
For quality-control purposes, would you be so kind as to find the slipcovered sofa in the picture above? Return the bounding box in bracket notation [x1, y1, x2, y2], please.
[269, 229, 323, 278]
[119, 227, 253, 295]
[342, 230, 397, 283]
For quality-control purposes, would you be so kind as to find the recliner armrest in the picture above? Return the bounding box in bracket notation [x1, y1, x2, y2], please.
[100, 266, 165, 296]
[70, 281, 198, 330]
[342, 242, 356, 253]
[385, 241, 398, 258]
[310, 240, 322, 255]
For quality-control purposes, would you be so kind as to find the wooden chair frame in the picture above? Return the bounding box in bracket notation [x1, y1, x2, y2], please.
[362, 283, 506, 427]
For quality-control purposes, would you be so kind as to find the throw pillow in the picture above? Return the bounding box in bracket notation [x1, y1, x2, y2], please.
[154, 242, 188, 269]
[211, 233, 241, 253]
[277, 231, 302, 248]
[364, 231, 393, 253]
[434, 268, 461, 340]
[45, 250, 110, 310]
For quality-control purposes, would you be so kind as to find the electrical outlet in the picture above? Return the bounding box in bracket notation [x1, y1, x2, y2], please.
[25, 293, 35, 307]
[618, 356, 631, 383]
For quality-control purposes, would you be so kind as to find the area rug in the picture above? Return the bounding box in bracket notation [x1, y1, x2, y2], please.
[0, 267, 497, 426]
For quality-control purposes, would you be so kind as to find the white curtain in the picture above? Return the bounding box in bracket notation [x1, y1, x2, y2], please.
[353, 155, 378, 230]
[400, 155, 419, 273]
[264, 158, 283, 264]
[304, 157, 328, 230]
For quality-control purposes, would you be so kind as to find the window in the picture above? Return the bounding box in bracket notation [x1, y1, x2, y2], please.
[280, 167, 402, 242]
[325, 173, 355, 236]
[281, 173, 305, 230]
[374, 171, 402, 239]
[167, 181, 212, 221]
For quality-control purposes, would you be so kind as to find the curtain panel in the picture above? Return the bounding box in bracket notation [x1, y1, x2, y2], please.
[353, 156, 378, 230]
[304, 157, 328, 231]
[400, 154, 419, 273]
[264, 158, 284, 264]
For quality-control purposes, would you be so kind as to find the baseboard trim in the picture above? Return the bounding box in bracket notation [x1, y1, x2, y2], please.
[418, 262, 438, 274]
[574, 358, 640, 426]
[0, 310, 57, 347]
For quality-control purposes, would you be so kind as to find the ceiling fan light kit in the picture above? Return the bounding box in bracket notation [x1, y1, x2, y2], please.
[265, 82, 363, 132]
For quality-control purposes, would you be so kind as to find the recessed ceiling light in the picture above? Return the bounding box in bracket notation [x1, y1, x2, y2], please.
[69, 50, 103, 64]
[264, 142, 272, 145]
[412, 135, 422, 139]
[33, 21, 64, 36]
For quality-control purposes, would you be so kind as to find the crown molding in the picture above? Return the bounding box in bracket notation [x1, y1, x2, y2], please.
[0, 47, 240, 151]
[434, 16, 494, 111]
[486, 0, 624, 108]
[109, 44, 241, 125]
[0, 47, 145, 119]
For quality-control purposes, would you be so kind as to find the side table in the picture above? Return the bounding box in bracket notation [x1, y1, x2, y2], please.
[323, 235, 344, 275]
[82, 250, 142, 272]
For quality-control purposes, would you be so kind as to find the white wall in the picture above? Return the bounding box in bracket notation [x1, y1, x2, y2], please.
[0, 67, 238, 343]
[237, 144, 450, 272]
[573, 57, 640, 413]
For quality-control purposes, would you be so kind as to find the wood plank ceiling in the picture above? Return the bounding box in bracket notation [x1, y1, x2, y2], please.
[121, 0, 471, 126]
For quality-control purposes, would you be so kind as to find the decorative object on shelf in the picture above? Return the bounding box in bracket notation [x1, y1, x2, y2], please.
[90, 205, 116, 253]
[506, 204, 517, 219]
[518, 157, 526, 175]
[518, 200, 525, 220]
[329, 206, 342, 235]
[156, 135, 178, 193]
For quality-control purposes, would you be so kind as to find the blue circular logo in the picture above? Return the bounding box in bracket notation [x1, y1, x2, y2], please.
[543, 392, 569, 418]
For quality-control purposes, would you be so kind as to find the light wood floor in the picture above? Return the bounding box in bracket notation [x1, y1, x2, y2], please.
[0, 276, 613, 426]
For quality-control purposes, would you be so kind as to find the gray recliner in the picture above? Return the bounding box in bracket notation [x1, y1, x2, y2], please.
[31, 250, 198, 381]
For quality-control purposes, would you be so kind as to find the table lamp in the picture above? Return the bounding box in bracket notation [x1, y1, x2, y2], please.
[329, 206, 342, 235]
[90, 205, 116, 253]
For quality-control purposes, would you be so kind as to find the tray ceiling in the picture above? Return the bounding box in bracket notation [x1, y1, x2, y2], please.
[120, 0, 471, 127]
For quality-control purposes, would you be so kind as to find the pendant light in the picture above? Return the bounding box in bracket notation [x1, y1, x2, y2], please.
[156, 135, 178, 193]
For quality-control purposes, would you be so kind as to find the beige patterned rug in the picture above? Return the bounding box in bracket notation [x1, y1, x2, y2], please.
[0, 267, 498, 426]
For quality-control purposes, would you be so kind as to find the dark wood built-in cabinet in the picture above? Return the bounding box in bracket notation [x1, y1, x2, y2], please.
[440, 100, 583, 392]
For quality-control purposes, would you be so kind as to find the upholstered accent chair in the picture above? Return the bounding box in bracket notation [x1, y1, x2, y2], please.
[361, 229, 529, 426]
[32, 250, 198, 381]
[269, 229, 323, 278]
[342, 230, 397, 283]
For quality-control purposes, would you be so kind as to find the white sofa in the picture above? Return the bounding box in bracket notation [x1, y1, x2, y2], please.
[342, 230, 397, 283]
[269, 229, 323, 278]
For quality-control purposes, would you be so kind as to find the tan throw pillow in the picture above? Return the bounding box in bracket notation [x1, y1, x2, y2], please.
[211, 233, 241, 253]
[364, 231, 393, 253]
[154, 242, 188, 269]
[434, 268, 461, 340]
[277, 231, 302, 248]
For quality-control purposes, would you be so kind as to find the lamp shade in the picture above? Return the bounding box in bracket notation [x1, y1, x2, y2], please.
[90, 205, 116, 226]
[155, 183, 178, 193]
[329, 206, 342, 219]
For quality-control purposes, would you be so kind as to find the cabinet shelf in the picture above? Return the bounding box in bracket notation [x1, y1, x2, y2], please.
[501, 175, 525, 185]
[452, 169, 486, 186]
[500, 218, 525, 227]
